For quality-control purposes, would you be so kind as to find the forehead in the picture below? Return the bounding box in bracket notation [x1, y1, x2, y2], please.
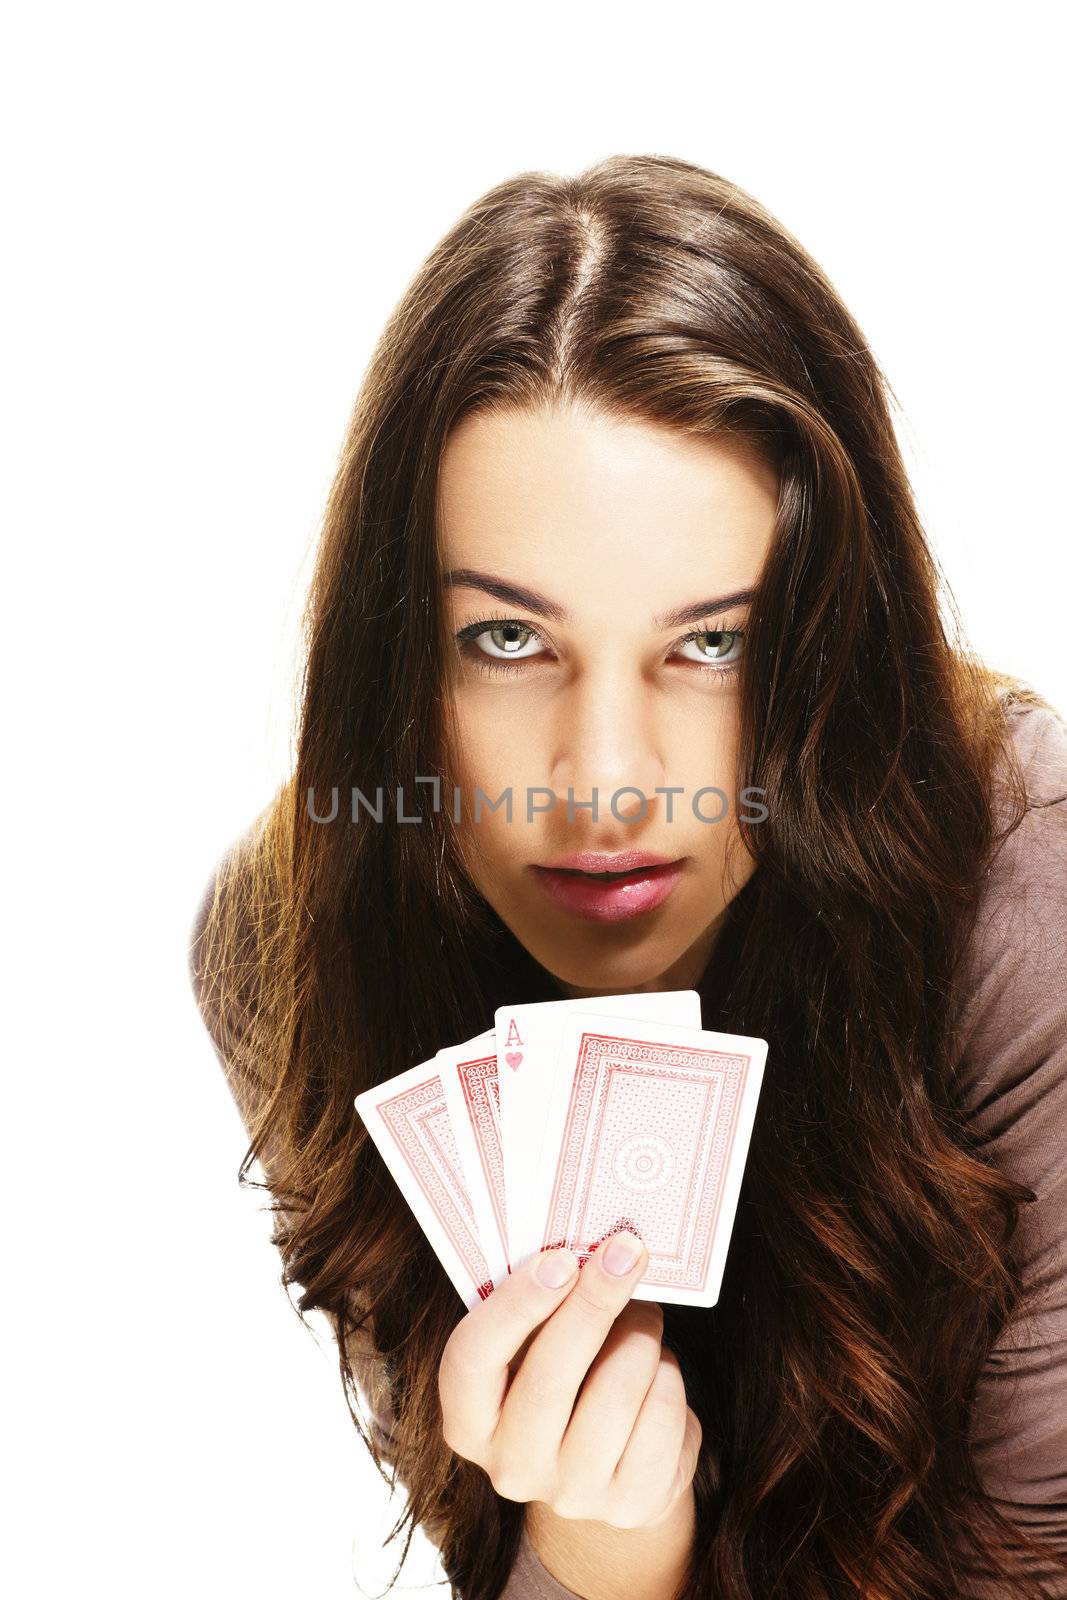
[436, 403, 779, 582]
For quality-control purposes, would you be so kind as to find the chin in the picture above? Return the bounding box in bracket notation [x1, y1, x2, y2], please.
[521, 928, 689, 994]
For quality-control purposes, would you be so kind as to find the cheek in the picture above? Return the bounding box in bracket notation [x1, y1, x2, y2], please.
[444, 699, 540, 879]
[661, 700, 741, 817]
[446, 694, 545, 806]
[447, 698, 501, 783]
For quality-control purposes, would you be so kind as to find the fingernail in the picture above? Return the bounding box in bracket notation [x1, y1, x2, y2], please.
[535, 1249, 578, 1288]
[602, 1230, 643, 1276]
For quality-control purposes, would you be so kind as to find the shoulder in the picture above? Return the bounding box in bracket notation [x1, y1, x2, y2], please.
[994, 695, 1067, 814]
[187, 823, 279, 1163]
[187, 826, 258, 1013]
[954, 698, 1067, 1131]
[187, 818, 269, 1048]
[952, 698, 1067, 1519]
[189, 831, 402, 1465]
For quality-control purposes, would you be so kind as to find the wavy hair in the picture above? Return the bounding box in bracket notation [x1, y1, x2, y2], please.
[191, 155, 1067, 1598]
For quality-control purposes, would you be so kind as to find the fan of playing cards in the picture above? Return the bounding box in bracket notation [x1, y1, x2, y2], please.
[355, 991, 767, 1310]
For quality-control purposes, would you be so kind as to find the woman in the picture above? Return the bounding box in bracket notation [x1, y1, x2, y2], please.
[188, 154, 1067, 1599]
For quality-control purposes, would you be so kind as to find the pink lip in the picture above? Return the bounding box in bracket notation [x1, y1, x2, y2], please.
[528, 858, 686, 922]
[537, 849, 678, 873]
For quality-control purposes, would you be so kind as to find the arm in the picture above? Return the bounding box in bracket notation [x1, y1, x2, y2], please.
[186, 839, 286, 1179]
[439, 1240, 701, 1600]
[521, 1485, 696, 1600]
[953, 777, 1067, 1594]
[189, 849, 697, 1597]
[187, 846, 400, 1465]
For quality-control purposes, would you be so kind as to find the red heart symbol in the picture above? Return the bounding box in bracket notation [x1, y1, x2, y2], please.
[505, 1050, 523, 1071]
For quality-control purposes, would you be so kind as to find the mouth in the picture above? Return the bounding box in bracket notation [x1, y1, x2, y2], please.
[528, 858, 686, 922]
[536, 849, 680, 874]
[560, 867, 649, 880]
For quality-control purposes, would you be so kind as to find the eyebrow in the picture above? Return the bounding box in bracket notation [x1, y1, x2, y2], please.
[442, 567, 758, 630]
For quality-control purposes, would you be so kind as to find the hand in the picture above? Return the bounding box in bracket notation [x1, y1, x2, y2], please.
[438, 1230, 702, 1530]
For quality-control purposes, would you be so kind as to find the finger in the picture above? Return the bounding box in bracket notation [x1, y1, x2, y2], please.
[492, 1230, 649, 1470]
[609, 1349, 701, 1527]
[659, 1406, 703, 1517]
[552, 1299, 664, 1513]
[439, 1246, 579, 1458]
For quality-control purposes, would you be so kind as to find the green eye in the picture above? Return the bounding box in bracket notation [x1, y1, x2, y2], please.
[452, 615, 746, 680]
[475, 621, 543, 659]
[451, 616, 548, 678]
[676, 628, 745, 669]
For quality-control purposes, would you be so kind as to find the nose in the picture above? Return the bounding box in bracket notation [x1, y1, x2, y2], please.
[548, 668, 667, 823]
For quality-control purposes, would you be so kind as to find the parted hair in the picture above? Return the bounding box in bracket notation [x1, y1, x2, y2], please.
[190, 154, 1067, 1598]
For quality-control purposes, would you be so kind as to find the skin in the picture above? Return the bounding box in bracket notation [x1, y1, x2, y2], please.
[439, 1234, 700, 1598]
[437, 399, 779, 999]
[435, 402, 779, 1594]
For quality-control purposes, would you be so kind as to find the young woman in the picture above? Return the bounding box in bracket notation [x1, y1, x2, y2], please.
[188, 154, 1067, 1600]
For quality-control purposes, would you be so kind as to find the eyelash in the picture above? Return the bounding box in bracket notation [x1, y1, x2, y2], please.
[453, 611, 748, 680]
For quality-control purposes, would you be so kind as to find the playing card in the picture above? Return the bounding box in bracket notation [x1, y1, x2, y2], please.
[534, 1014, 766, 1308]
[354, 1051, 494, 1310]
[436, 1030, 510, 1290]
[495, 990, 702, 1271]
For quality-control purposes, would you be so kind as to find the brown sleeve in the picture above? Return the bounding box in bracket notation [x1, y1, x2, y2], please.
[188, 853, 573, 1584]
[497, 1529, 585, 1599]
[186, 842, 401, 1467]
[952, 706, 1067, 1591]
[186, 842, 283, 1175]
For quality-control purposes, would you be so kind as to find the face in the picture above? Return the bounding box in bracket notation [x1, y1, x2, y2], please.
[436, 400, 778, 999]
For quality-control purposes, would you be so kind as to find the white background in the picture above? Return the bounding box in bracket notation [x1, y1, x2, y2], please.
[5, 3, 1063, 1596]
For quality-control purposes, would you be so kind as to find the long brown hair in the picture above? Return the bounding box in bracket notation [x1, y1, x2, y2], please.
[191, 155, 1066, 1598]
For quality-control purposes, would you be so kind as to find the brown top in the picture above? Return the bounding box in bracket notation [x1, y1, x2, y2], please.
[188, 700, 1067, 1598]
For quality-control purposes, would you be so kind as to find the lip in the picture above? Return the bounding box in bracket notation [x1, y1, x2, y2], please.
[537, 849, 679, 873]
[528, 855, 686, 922]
